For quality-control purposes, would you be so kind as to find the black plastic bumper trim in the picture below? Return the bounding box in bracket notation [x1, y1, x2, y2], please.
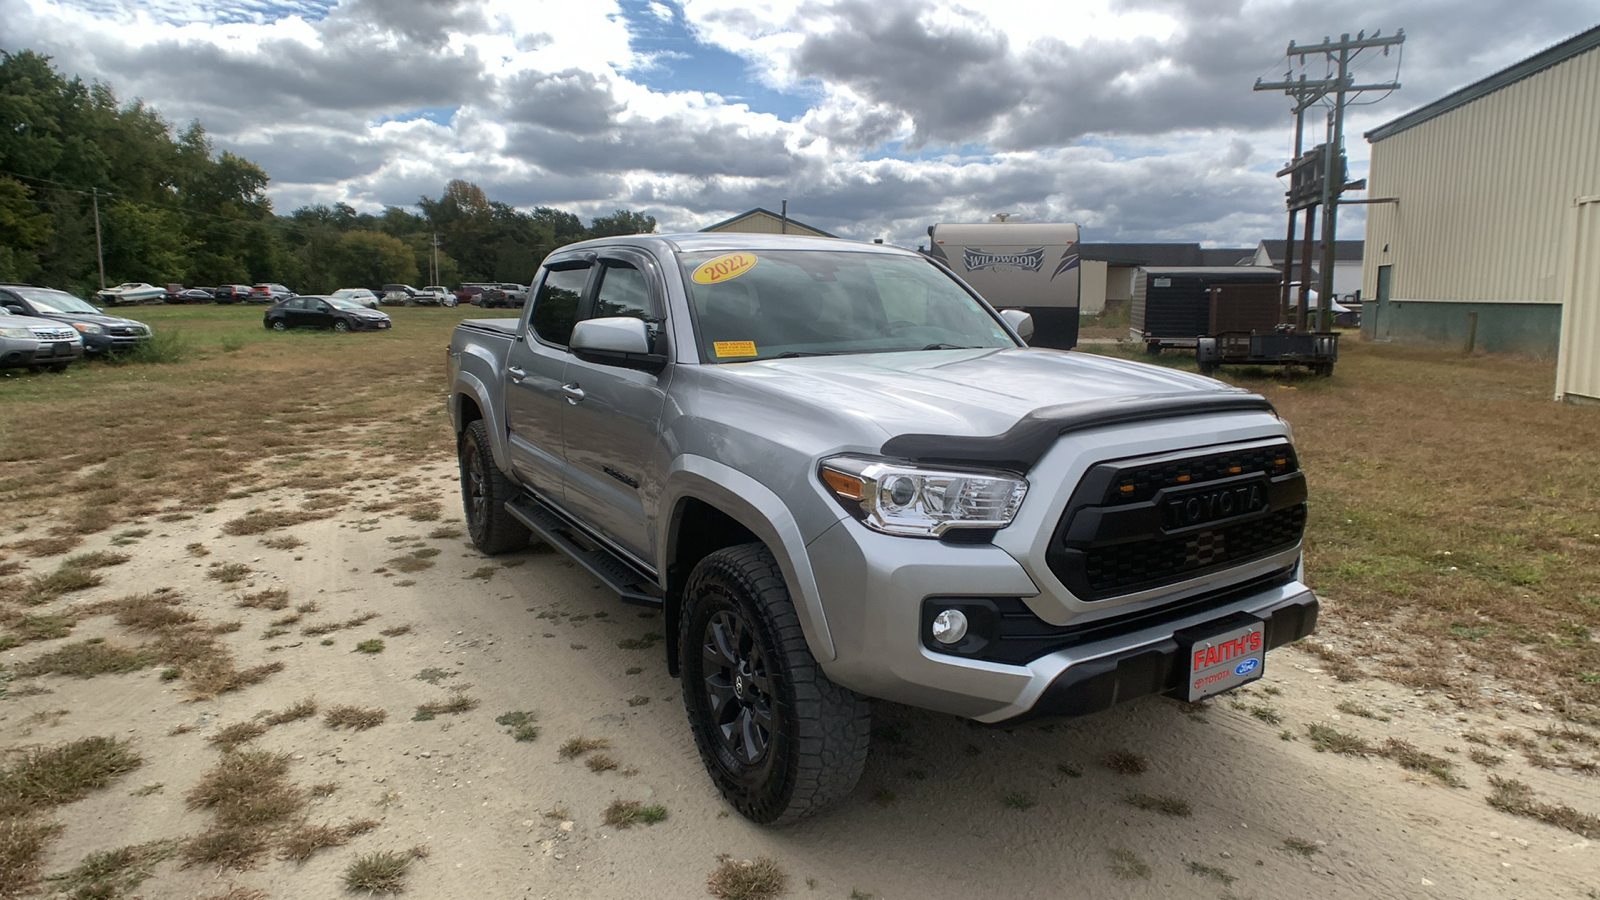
[994, 591, 1318, 723]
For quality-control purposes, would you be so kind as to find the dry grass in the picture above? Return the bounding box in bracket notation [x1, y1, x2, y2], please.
[14, 639, 157, 678]
[558, 736, 611, 759]
[261, 534, 303, 550]
[0, 818, 63, 896]
[1102, 748, 1148, 775]
[1306, 723, 1374, 756]
[1107, 847, 1151, 880]
[1486, 776, 1600, 838]
[184, 750, 301, 828]
[222, 508, 329, 536]
[601, 799, 666, 828]
[707, 856, 786, 900]
[413, 691, 478, 720]
[235, 587, 290, 610]
[585, 753, 620, 773]
[0, 736, 143, 816]
[196, 888, 268, 900]
[206, 562, 252, 584]
[344, 848, 424, 893]
[1125, 793, 1192, 816]
[41, 838, 179, 898]
[264, 697, 318, 726]
[208, 722, 268, 750]
[277, 818, 380, 862]
[324, 706, 387, 730]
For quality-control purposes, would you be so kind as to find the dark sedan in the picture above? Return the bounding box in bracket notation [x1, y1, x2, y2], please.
[0, 283, 152, 355]
[264, 296, 392, 332]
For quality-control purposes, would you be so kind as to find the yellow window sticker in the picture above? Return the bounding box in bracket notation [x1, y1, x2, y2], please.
[713, 340, 758, 358]
[692, 252, 758, 284]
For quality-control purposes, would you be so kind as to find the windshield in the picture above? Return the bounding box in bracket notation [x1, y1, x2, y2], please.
[326, 298, 366, 310]
[680, 250, 1016, 362]
[12, 288, 100, 314]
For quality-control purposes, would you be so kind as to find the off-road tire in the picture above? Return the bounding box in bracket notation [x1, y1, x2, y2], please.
[680, 543, 871, 824]
[458, 418, 528, 555]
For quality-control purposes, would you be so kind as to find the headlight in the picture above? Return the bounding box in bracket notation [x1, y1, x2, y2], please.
[819, 455, 1028, 537]
[71, 322, 105, 334]
[0, 326, 32, 338]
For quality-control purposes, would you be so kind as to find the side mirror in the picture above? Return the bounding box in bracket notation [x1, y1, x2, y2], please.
[570, 317, 666, 374]
[1000, 309, 1034, 341]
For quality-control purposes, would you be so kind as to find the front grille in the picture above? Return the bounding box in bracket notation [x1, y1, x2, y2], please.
[31, 328, 76, 341]
[1081, 506, 1306, 595]
[1048, 441, 1306, 601]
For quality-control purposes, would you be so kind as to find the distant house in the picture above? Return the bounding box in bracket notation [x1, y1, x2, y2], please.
[1076, 243, 1253, 315]
[1253, 240, 1363, 301]
[699, 207, 835, 238]
[1361, 24, 1599, 384]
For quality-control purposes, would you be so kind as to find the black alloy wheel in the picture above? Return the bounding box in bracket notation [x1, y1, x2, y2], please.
[680, 544, 871, 824]
[457, 419, 529, 555]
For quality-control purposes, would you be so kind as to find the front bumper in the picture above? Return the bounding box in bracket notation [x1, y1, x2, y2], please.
[1, 337, 85, 368]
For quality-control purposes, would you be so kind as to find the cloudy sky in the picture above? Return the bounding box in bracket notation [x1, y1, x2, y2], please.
[2, 0, 1594, 247]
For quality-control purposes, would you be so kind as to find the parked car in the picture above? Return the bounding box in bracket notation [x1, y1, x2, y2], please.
[171, 287, 216, 304]
[331, 288, 382, 309]
[422, 285, 457, 307]
[447, 232, 1317, 823]
[249, 283, 295, 303]
[212, 284, 253, 304]
[455, 283, 493, 306]
[0, 284, 152, 356]
[0, 306, 85, 371]
[380, 284, 430, 306]
[96, 282, 165, 305]
[263, 296, 392, 332]
[475, 282, 528, 308]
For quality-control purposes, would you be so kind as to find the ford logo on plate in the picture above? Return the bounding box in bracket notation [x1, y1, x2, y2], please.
[1233, 658, 1260, 676]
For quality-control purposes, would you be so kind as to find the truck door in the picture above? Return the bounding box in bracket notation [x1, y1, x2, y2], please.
[503, 261, 592, 499]
[558, 251, 671, 562]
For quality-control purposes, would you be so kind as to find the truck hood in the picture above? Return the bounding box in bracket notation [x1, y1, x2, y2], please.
[708, 347, 1259, 444]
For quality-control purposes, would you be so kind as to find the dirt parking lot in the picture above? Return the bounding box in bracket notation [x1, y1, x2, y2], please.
[2, 309, 1597, 899]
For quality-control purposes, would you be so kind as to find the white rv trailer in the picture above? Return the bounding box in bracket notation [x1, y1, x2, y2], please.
[924, 222, 1081, 349]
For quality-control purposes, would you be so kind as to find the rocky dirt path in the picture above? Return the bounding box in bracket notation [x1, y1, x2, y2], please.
[2, 463, 1596, 899]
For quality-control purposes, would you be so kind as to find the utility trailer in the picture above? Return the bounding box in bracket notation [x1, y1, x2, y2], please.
[1130, 266, 1283, 353]
[925, 222, 1081, 349]
[1197, 330, 1339, 377]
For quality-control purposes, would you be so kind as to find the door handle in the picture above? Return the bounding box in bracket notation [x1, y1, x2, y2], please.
[562, 383, 586, 404]
[508, 365, 526, 382]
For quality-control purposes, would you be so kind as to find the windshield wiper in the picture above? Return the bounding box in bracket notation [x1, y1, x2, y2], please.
[916, 343, 981, 351]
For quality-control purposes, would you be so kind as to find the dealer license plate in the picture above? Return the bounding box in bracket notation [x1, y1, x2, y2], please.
[1180, 616, 1265, 701]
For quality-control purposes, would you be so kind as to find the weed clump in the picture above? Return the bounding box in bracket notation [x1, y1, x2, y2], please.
[496, 710, 539, 742]
[1125, 793, 1192, 817]
[602, 799, 667, 828]
[1108, 848, 1151, 880]
[343, 848, 425, 893]
[264, 698, 319, 726]
[208, 722, 267, 750]
[1487, 776, 1600, 838]
[1102, 748, 1148, 775]
[707, 855, 786, 900]
[324, 706, 387, 730]
[558, 736, 611, 759]
[14, 640, 156, 678]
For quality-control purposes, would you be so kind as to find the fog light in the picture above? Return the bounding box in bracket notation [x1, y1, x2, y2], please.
[930, 609, 969, 644]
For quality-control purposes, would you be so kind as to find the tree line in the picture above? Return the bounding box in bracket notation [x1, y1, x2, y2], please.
[0, 50, 657, 297]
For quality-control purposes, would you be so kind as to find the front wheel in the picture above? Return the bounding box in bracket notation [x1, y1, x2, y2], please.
[334, 319, 351, 332]
[457, 419, 529, 555]
[680, 544, 871, 824]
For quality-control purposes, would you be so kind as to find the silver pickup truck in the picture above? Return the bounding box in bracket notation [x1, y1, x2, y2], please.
[447, 233, 1317, 824]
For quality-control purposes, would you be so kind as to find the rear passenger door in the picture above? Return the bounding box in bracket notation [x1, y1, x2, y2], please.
[558, 250, 671, 562]
[503, 259, 592, 500]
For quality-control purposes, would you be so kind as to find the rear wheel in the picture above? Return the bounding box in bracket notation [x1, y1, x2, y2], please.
[680, 543, 870, 824]
[1145, 341, 1162, 355]
[457, 419, 529, 555]
[269, 319, 287, 331]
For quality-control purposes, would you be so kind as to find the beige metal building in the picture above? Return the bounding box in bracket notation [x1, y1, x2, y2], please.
[1360, 26, 1600, 397]
[699, 207, 835, 238]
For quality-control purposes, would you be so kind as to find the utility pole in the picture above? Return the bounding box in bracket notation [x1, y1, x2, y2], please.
[91, 187, 106, 291]
[430, 232, 440, 286]
[1256, 30, 1403, 331]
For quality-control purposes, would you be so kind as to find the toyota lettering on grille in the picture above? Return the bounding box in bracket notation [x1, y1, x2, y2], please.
[1163, 481, 1266, 530]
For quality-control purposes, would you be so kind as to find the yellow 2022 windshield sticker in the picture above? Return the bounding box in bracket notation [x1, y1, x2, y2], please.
[692, 252, 757, 284]
[713, 341, 758, 358]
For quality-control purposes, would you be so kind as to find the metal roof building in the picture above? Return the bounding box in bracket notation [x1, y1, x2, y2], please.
[1359, 25, 1600, 399]
[699, 207, 835, 238]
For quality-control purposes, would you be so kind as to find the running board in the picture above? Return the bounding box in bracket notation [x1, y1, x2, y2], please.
[505, 495, 664, 608]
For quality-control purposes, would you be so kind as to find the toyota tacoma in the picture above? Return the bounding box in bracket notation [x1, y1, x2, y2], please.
[446, 233, 1317, 824]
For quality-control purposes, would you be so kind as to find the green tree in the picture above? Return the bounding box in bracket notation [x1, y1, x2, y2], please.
[0, 177, 52, 281]
[334, 230, 417, 289]
[588, 209, 656, 238]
